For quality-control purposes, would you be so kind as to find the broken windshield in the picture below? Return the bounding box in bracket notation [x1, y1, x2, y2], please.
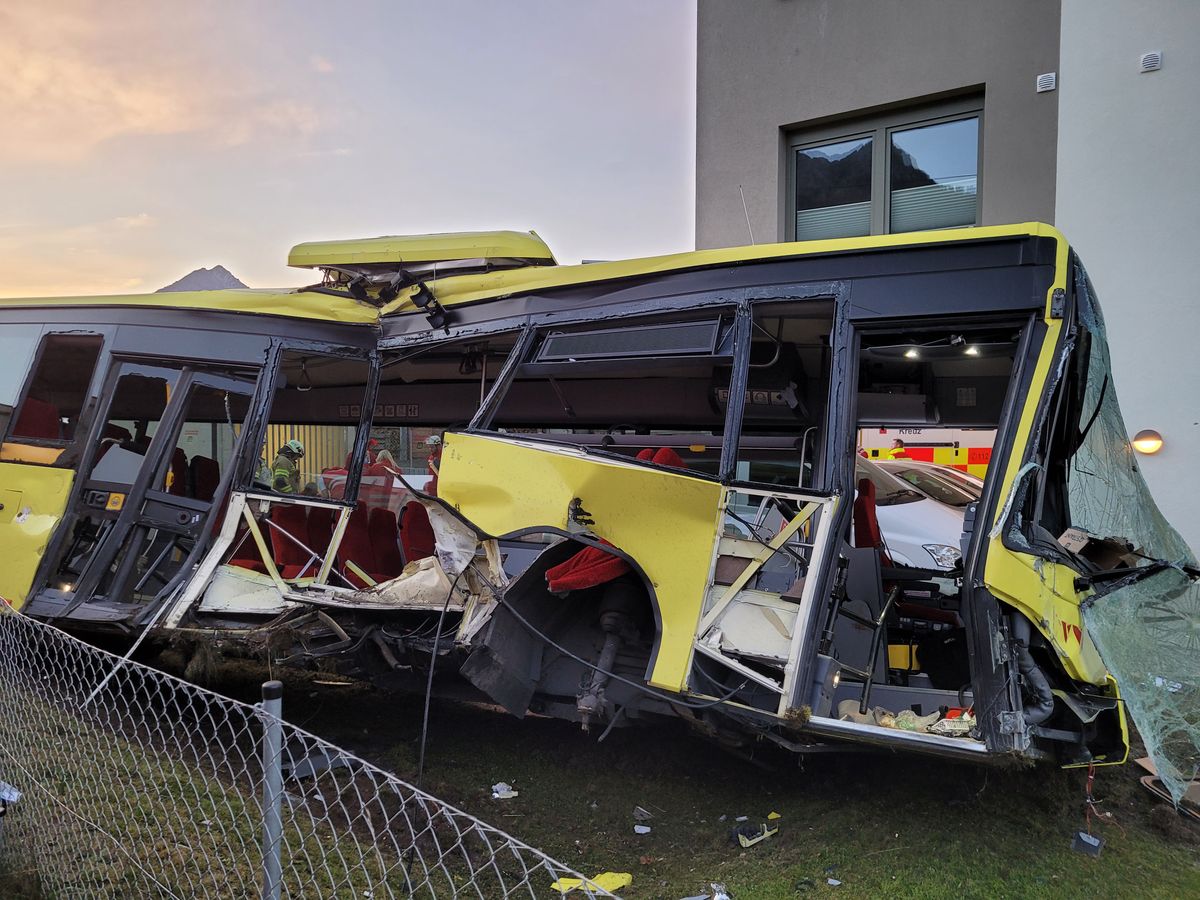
[1053, 261, 1198, 804]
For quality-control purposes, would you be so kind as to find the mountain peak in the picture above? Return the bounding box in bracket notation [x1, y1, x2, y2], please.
[157, 265, 248, 292]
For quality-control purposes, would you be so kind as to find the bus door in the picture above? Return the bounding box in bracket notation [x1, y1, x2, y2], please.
[33, 360, 256, 623]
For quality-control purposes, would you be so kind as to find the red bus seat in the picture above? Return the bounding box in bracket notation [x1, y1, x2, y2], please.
[338, 503, 381, 588]
[369, 507, 404, 580]
[12, 398, 60, 440]
[399, 501, 436, 564]
[270, 504, 314, 579]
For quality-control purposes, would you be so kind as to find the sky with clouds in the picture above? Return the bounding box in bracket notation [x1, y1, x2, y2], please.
[0, 1, 696, 296]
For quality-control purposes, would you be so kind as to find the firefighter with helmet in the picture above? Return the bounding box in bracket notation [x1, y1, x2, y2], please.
[272, 439, 305, 493]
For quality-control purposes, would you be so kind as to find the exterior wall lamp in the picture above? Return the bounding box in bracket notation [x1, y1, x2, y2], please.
[1132, 429, 1164, 455]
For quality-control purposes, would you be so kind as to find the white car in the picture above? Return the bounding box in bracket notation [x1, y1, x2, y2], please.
[876, 458, 982, 508]
[856, 457, 966, 571]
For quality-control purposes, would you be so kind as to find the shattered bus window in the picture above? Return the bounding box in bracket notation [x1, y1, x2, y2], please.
[484, 312, 738, 472]
[1067, 267, 1199, 803]
[257, 352, 371, 498]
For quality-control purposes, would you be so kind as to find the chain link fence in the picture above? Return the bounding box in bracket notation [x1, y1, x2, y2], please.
[0, 609, 614, 898]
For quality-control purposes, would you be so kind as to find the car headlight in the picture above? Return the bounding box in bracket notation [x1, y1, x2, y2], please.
[923, 543, 962, 570]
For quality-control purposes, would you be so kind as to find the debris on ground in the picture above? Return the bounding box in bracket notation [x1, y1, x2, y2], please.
[709, 882, 732, 900]
[633, 805, 654, 822]
[550, 871, 632, 894]
[490, 781, 518, 800]
[282, 747, 352, 780]
[1071, 830, 1105, 857]
[734, 815, 748, 822]
[827, 877, 843, 886]
[732, 822, 778, 848]
[634, 824, 652, 835]
[1134, 756, 1200, 819]
[766, 811, 781, 820]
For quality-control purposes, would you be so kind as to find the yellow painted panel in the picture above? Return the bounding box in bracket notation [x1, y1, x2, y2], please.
[0, 443, 64, 465]
[289, 230, 554, 268]
[980, 230, 1109, 687]
[0, 288, 377, 325]
[438, 432, 723, 692]
[381, 222, 1065, 316]
[0, 462, 74, 610]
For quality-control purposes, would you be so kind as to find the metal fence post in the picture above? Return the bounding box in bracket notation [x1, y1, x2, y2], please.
[260, 680, 284, 900]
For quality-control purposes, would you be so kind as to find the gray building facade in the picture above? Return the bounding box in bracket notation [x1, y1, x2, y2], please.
[696, 0, 1199, 547]
[697, 0, 1061, 249]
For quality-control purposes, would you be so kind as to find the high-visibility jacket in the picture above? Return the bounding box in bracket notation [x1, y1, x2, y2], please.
[887, 448, 909, 460]
[272, 453, 299, 493]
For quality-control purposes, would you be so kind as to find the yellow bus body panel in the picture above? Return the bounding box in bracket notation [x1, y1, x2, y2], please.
[288, 230, 554, 269]
[438, 432, 723, 692]
[0, 462, 74, 610]
[980, 228, 1112, 688]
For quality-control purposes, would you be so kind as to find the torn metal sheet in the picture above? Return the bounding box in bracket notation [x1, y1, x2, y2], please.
[355, 557, 467, 611]
[198, 565, 297, 615]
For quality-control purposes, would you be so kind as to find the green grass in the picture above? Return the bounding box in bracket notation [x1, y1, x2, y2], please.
[192, 659, 1200, 899]
[7, 649, 1196, 899]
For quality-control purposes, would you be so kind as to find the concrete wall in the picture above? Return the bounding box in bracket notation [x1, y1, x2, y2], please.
[696, 0, 1061, 249]
[1056, 1, 1200, 549]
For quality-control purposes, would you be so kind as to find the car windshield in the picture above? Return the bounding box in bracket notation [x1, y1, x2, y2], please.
[885, 465, 977, 507]
[855, 457, 923, 506]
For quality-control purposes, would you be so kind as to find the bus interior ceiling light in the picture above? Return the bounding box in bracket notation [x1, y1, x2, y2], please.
[1132, 429, 1164, 454]
[904, 347, 920, 359]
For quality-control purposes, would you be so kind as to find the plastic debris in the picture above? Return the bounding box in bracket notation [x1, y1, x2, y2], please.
[827, 878, 843, 886]
[633, 824, 652, 835]
[1071, 830, 1104, 857]
[766, 811, 781, 820]
[491, 782, 518, 800]
[733, 822, 778, 848]
[710, 883, 732, 900]
[0, 781, 21, 806]
[894, 709, 941, 732]
[718, 814, 727, 822]
[633, 805, 654, 821]
[929, 714, 976, 737]
[550, 871, 633, 894]
[283, 747, 352, 780]
[734, 815, 748, 822]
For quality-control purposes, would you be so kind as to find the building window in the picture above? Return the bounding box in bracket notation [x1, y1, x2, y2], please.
[789, 99, 981, 240]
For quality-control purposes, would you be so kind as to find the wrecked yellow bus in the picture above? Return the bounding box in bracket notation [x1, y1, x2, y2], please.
[1, 224, 1196, 798]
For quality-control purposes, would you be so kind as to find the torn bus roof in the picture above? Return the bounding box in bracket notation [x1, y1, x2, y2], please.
[288, 230, 556, 272]
[375, 221, 1068, 318]
[0, 286, 379, 325]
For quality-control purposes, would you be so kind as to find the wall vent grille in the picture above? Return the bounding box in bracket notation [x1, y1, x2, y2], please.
[1140, 51, 1163, 73]
[1036, 72, 1057, 93]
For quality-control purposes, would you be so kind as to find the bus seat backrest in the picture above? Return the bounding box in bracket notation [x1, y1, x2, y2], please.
[190, 455, 220, 502]
[338, 503, 377, 587]
[369, 507, 404, 578]
[12, 398, 60, 440]
[269, 504, 310, 567]
[306, 506, 336, 556]
[400, 500, 436, 563]
[853, 477, 883, 551]
[168, 448, 189, 496]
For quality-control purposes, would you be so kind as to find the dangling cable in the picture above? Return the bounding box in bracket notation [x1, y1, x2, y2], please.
[416, 567, 463, 786]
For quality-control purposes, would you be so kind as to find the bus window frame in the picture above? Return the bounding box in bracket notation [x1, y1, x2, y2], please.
[4, 327, 111, 457]
[465, 289, 845, 488]
[237, 340, 380, 507]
